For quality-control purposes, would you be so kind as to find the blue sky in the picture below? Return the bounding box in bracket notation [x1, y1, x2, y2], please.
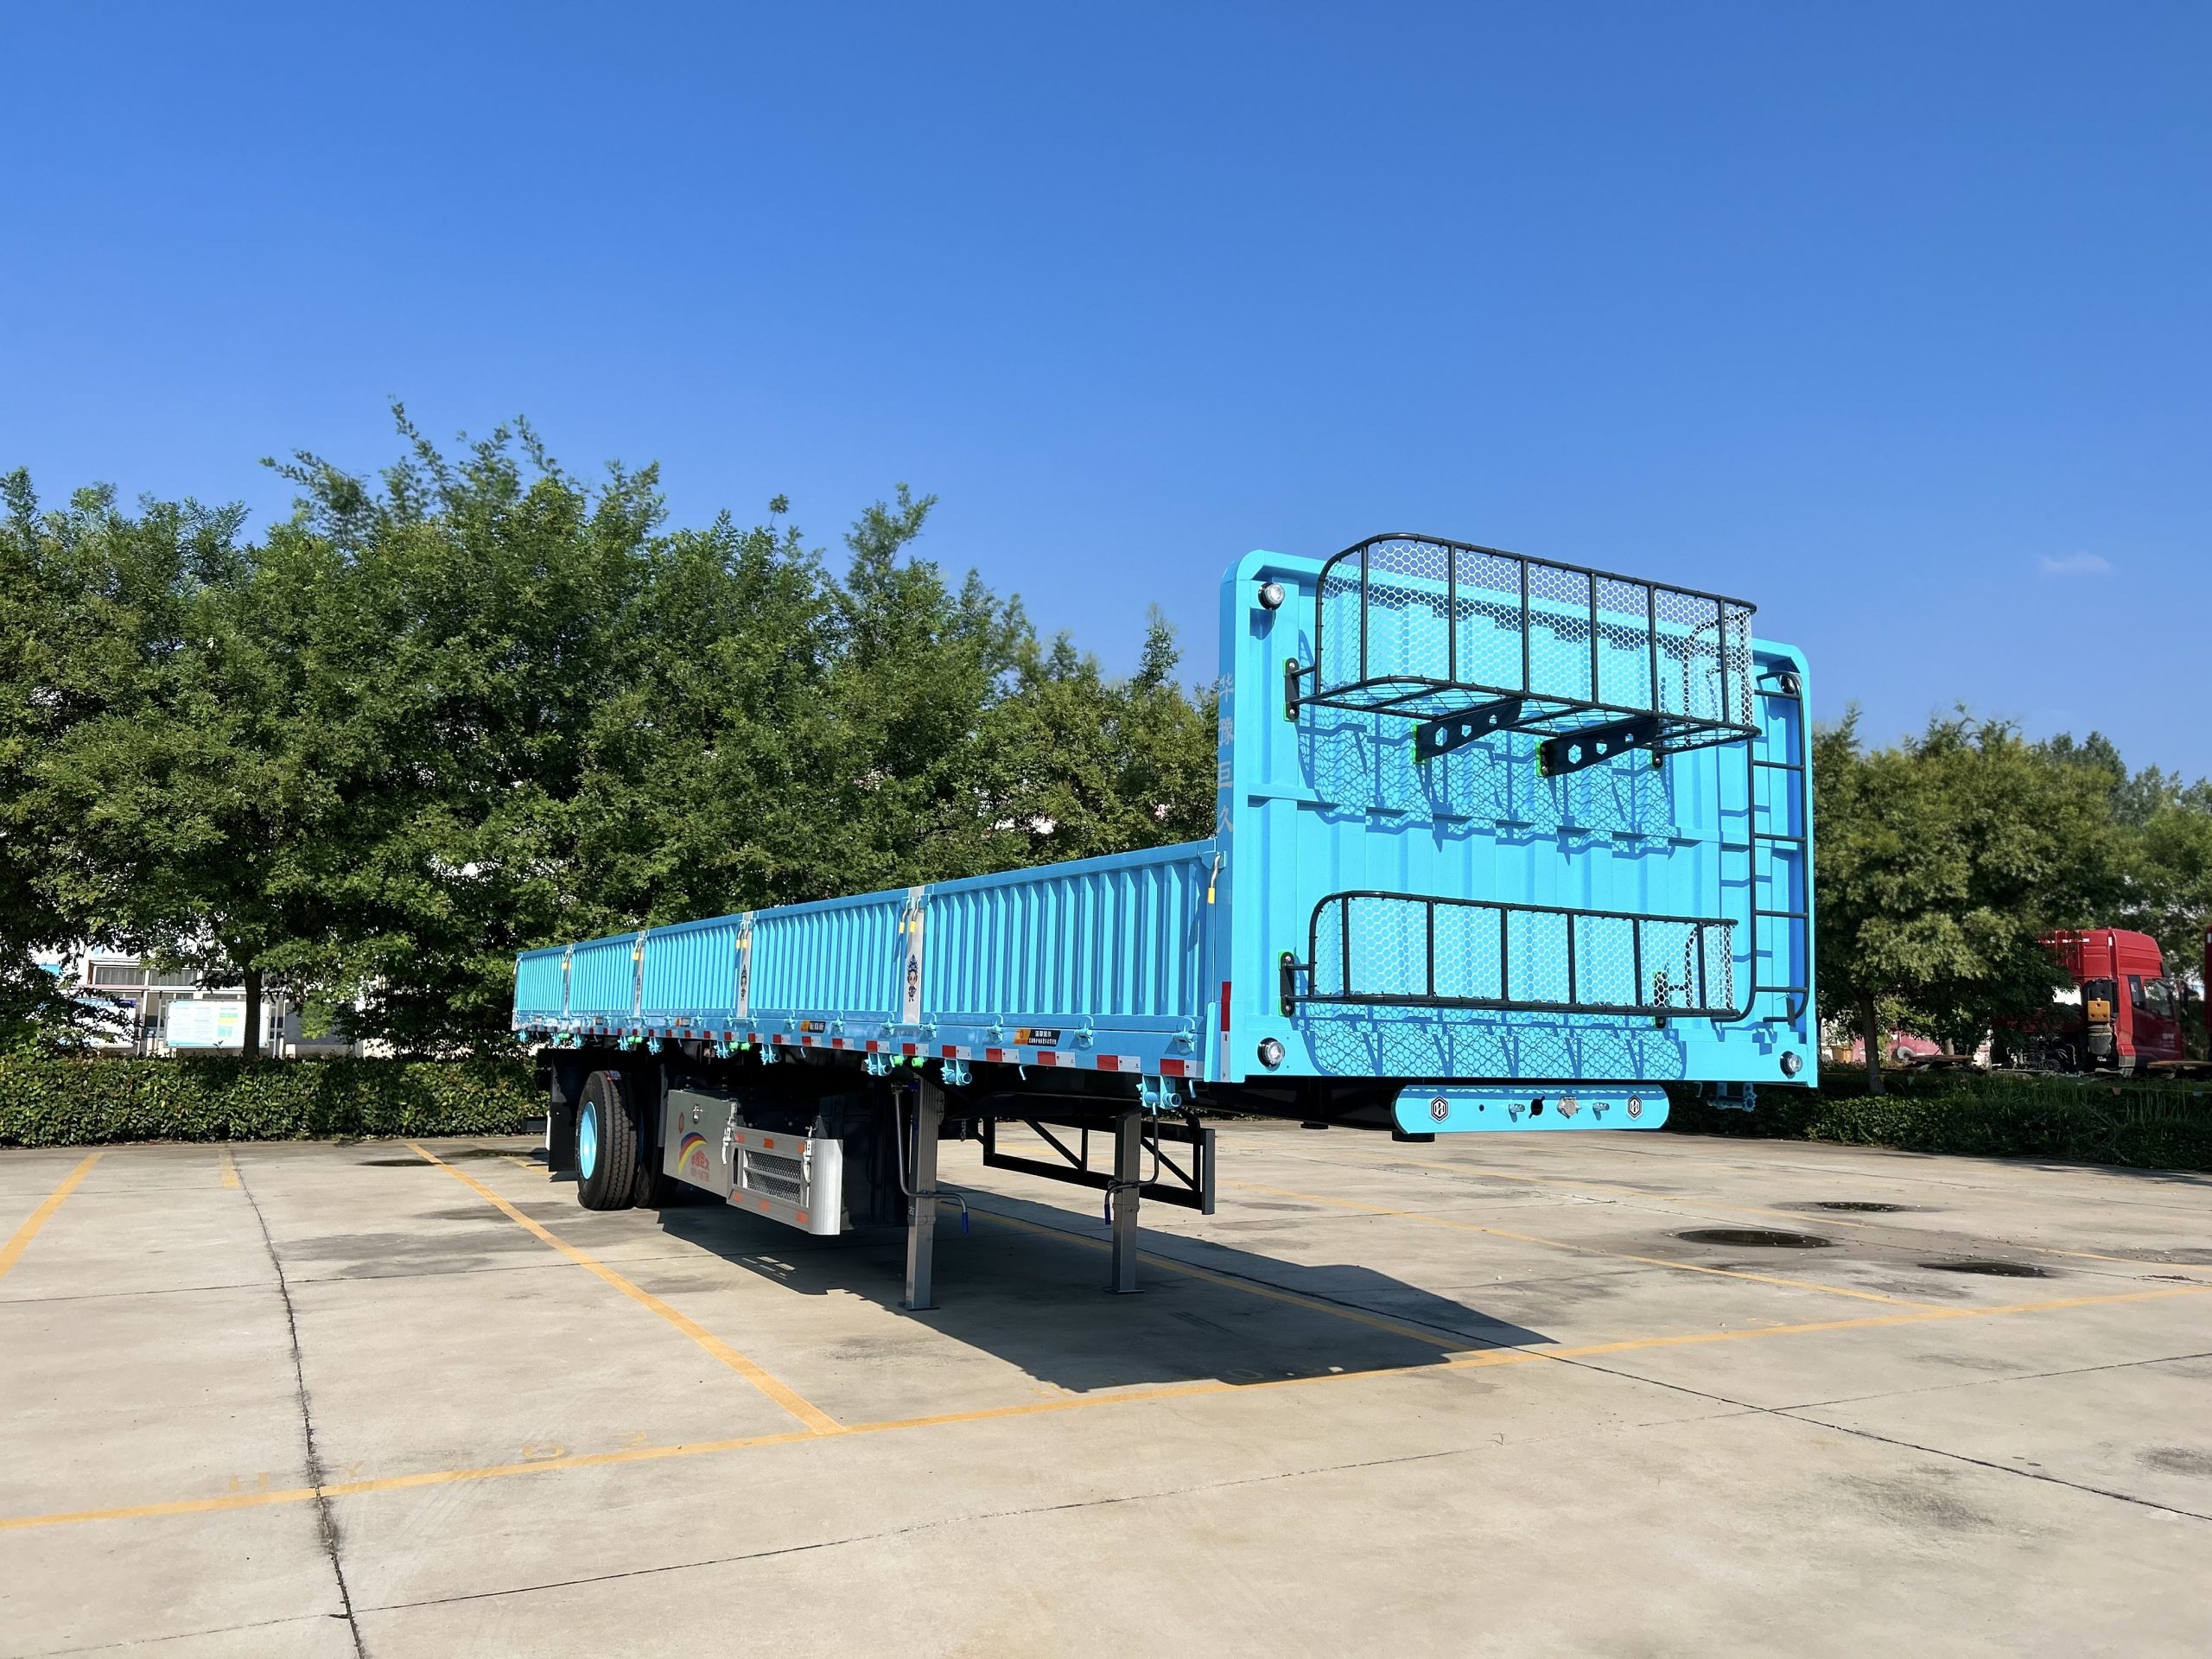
[4, 3, 2207, 772]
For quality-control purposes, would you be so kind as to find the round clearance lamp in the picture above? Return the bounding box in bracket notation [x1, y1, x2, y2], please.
[1256, 1037, 1286, 1069]
[1257, 581, 1286, 610]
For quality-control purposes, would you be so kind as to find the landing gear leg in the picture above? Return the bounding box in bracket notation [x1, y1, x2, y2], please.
[903, 1079, 944, 1312]
[1110, 1109, 1142, 1294]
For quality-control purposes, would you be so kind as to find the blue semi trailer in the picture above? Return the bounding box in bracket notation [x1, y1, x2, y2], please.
[513, 533, 1812, 1306]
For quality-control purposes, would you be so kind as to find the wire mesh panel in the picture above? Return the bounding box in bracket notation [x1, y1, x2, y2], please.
[1296, 533, 1758, 761]
[741, 1147, 805, 1204]
[1300, 891, 1738, 1019]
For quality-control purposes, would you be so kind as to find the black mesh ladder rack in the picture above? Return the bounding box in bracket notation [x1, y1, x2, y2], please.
[1279, 893, 1741, 1020]
[1281, 532, 1762, 777]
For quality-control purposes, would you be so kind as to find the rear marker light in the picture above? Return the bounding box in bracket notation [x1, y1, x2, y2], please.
[1257, 1038, 1285, 1070]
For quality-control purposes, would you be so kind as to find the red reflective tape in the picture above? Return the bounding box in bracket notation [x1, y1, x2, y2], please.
[1220, 981, 1231, 1033]
[865, 1039, 880, 1052]
[985, 1047, 1007, 1063]
[1036, 1051, 1059, 1066]
[830, 1037, 846, 1049]
[902, 1043, 918, 1058]
[941, 1046, 958, 1058]
[1160, 1058, 1190, 1077]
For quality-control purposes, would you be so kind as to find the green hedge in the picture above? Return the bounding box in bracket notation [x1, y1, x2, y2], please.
[1669, 1077, 2212, 1173]
[0, 1056, 543, 1147]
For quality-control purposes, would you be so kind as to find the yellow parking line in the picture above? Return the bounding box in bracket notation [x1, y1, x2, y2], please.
[407, 1144, 842, 1436]
[0, 1153, 101, 1284]
[0, 1428, 822, 1533]
[10, 1274, 2208, 1535]
[1232, 1179, 1948, 1308]
[218, 1148, 240, 1189]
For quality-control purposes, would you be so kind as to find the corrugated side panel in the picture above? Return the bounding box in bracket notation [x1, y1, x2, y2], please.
[750, 892, 906, 1020]
[513, 948, 567, 1022]
[640, 915, 741, 1020]
[928, 843, 1209, 1032]
[569, 932, 639, 1023]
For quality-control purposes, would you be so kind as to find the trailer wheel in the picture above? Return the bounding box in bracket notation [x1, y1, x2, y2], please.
[575, 1069, 642, 1211]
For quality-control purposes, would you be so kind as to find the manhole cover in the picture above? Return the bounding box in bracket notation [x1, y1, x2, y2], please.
[1919, 1260, 2051, 1278]
[1675, 1228, 1833, 1249]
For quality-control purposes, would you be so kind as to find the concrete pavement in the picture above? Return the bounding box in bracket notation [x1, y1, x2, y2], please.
[3, 1124, 2208, 1656]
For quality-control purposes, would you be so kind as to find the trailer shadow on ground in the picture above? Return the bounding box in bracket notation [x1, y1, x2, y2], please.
[645, 1179, 1551, 1395]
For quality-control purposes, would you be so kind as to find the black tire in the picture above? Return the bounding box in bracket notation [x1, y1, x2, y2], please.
[576, 1068, 643, 1211]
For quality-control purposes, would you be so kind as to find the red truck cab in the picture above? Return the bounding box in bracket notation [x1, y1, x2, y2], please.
[2041, 929, 2183, 1072]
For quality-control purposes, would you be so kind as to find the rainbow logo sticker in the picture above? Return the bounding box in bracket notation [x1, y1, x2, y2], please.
[677, 1131, 711, 1185]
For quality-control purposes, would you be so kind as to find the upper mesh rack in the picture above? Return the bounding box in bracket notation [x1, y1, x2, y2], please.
[1286, 533, 1758, 773]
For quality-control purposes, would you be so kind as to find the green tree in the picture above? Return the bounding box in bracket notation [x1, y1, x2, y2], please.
[0, 472, 151, 1046]
[2040, 730, 2212, 1048]
[10, 416, 1228, 1057]
[975, 608, 1218, 864]
[24, 476, 376, 1057]
[0, 473, 313, 1048]
[1815, 709, 2127, 1090]
[267, 413, 676, 1050]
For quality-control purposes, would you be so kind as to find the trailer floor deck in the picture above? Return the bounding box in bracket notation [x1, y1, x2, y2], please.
[3, 1124, 2209, 1656]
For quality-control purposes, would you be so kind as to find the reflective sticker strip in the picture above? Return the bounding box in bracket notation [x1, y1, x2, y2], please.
[899, 887, 926, 1027]
[1034, 1051, 1061, 1066]
[1159, 1058, 1191, 1077]
[772, 1033, 788, 1045]
[901, 1043, 918, 1057]
[985, 1047, 1009, 1063]
[864, 1039, 880, 1052]
[1095, 1055, 1142, 1072]
[830, 1037, 847, 1050]
[940, 1045, 970, 1060]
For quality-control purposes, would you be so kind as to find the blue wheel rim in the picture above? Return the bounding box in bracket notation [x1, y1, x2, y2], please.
[578, 1101, 600, 1180]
